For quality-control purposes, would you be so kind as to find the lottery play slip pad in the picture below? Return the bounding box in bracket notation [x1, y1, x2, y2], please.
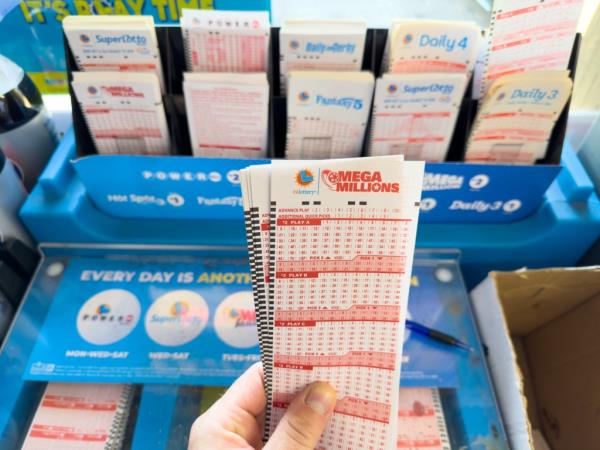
[241, 155, 425, 449]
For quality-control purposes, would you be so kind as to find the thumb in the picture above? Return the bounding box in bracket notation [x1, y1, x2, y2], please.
[264, 382, 337, 450]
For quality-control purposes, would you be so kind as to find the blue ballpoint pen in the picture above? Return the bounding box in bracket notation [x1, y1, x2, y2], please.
[406, 319, 474, 352]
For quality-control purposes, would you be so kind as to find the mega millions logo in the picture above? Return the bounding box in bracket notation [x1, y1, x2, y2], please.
[321, 169, 400, 193]
[222, 306, 256, 328]
[296, 169, 315, 187]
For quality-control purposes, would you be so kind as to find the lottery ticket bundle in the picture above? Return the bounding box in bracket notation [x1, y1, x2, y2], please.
[383, 20, 480, 77]
[368, 73, 467, 162]
[71, 71, 171, 155]
[479, 0, 583, 97]
[181, 9, 271, 73]
[183, 72, 269, 158]
[397, 388, 450, 450]
[63, 15, 165, 92]
[279, 20, 367, 94]
[241, 155, 425, 449]
[466, 71, 573, 164]
[286, 71, 375, 159]
[21, 383, 133, 450]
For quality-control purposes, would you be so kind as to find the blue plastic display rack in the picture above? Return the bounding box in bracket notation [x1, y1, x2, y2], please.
[20, 129, 600, 289]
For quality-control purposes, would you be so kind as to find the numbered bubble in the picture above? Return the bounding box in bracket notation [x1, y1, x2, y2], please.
[77, 289, 141, 345]
[145, 290, 209, 346]
[214, 291, 258, 349]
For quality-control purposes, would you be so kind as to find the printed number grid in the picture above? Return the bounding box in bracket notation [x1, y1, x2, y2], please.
[397, 388, 451, 450]
[271, 202, 412, 449]
[85, 107, 168, 155]
[371, 112, 450, 158]
[190, 31, 268, 72]
[286, 117, 366, 159]
[481, 0, 582, 93]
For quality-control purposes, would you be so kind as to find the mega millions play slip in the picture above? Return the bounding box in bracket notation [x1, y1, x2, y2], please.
[241, 156, 425, 449]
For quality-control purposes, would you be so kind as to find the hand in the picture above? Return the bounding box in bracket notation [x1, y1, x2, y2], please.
[189, 362, 337, 450]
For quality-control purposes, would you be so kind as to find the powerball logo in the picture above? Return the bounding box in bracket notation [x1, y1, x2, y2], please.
[293, 169, 319, 195]
[321, 170, 399, 193]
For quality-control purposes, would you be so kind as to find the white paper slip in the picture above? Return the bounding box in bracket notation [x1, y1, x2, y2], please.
[397, 388, 451, 450]
[183, 72, 269, 158]
[385, 20, 480, 77]
[242, 156, 424, 449]
[466, 71, 573, 164]
[279, 19, 367, 94]
[270, 157, 423, 449]
[21, 383, 133, 450]
[369, 73, 467, 162]
[63, 15, 165, 91]
[286, 71, 375, 159]
[71, 71, 171, 155]
[181, 9, 270, 73]
[480, 0, 583, 97]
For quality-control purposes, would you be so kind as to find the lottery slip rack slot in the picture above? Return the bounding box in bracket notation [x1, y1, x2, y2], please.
[64, 27, 580, 165]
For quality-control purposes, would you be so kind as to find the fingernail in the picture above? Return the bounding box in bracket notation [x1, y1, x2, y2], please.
[305, 382, 336, 416]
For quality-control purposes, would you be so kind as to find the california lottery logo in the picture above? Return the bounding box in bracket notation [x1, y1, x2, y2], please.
[298, 91, 310, 102]
[80, 34, 91, 44]
[145, 291, 209, 346]
[289, 40, 300, 50]
[223, 306, 256, 328]
[387, 83, 398, 94]
[403, 33, 413, 45]
[497, 92, 506, 101]
[296, 169, 315, 187]
[96, 304, 111, 315]
[77, 289, 141, 345]
[87, 86, 98, 95]
[170, 301, 189, 317]
[214, 292, 258, 348]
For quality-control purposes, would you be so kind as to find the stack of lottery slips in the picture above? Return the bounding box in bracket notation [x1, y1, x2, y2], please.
[21, 383, 134, 450]
[466, 71, 573, 164]
[71, 71, 171, 155]
[63, 15, 165, 92]
[478, 0, 583, 97]
[285, 71, 375, 159]
[397, 388, 450, 450]
[383, 20, 480, 77]
[181, 9, 271, 73]
[241, 155, 425, 449]
[368, 73, 467, 162]
[376, 20, 479, 162]
[183, 72, 270, 158]
[279, 19, 367, 94]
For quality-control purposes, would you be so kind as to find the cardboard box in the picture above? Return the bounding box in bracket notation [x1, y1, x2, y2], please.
[471, 267, 600, 450]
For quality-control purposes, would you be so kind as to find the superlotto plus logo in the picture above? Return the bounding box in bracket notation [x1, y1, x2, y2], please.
[321, 169, 399, 193]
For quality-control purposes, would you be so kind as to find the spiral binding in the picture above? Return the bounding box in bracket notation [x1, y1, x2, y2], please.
[182, 28, 195, 73]
[264, 200, 277, 441]
[431, 388, 452, 450]
[104, 384, 134, 450]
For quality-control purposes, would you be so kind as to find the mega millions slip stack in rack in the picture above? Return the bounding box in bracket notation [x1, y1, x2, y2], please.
[241, 156, 425, 449]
